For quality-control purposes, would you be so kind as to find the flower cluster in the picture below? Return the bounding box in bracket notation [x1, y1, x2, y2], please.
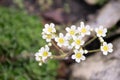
[35, 22, 113, 65]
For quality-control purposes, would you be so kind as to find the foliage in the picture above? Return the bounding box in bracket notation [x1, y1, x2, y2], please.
[0, 7, 58, 80]
[0, 59, 58, 80]
[0, 7, 45, 57]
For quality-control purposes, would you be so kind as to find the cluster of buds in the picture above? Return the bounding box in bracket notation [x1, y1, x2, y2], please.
[35, 22, 113, 65]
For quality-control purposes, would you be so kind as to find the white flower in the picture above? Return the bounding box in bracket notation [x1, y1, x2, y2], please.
[95, 26, 107, 37]
[35, 45, 52, 61]
[101, 42, 113, 55]
[55, 33, 68, 47]
[43, 23, 56, 34]
[72, 36, 84, 49]
[78, 22, 90, 37]
[64, 35, 74, 49]
[71, 49, 86, 63]
[65, 25, 77, 37]
[42, 32, 55, 42]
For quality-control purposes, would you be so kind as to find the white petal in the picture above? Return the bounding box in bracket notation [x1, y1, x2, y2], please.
[108, 43, 113, 48]
[87, 32, 90, 35]
[81, 41, 85, 45]
[45, 45, 49, 51]
[43, 29, 46, 32]
[78, 36, 82, 39]
[80, 50, 84, 54]
[103, 42, 107, 45]
[40, 47, 44, 52]
[59, 33, 64, 37]
[81, 56, 86, 60]
[71, 55, 75, 59]
[45, 24, 49, 28]
[95, 28, 98, 32]
[76, 59, 81, 63]
[104, 28, 107, 33]
[42, 57, 47, 60]
[103, 52, 108, 55]
[74, 49, 78, 53]
[109, 49, 113, 52]
[75, 45, 80, 49]
[55, 37, 58, 42]
[71, 25, 76, 29]
[48, 52, 52, 56]
[86, 25, 90, 29]
[53, 28, 56, 32]
[46, 39, 51, 42]
[66, 27, 70, 32]
[50, 23, 55, 27]
[42, 34, 46, 39]
[102, 33, 106, 37]
[35, 56, 41, 61]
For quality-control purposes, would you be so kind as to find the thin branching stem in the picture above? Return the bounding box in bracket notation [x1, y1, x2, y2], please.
[84, 36, 97, 47]
[51, 40, 65, 55]
[88, 49, 100, 53]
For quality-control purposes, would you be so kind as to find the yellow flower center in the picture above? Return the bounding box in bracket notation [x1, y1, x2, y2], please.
[46, 34, 52, 39]
[43, 51, 48, 57]
[98, 30, 103, 35]
[58, 38, 64, 44]
[75, 39, 81, 45]
[48, 27, 52, 32]
[75, 53, 82, 58]
[103, 45, 109, 51]
[69, 30, 75, 35]
[81, 28, 87, 33]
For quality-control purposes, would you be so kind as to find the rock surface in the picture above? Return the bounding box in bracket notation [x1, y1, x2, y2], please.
[87, 0, 120, 28]
[71, 37, 120, 80]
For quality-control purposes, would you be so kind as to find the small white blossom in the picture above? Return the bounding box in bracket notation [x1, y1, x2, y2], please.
[43, 23, 56, 34]
[95, 26, 107, 37]
[71, 49, 86, 63]
[35, 45, 52, 62]
[72, 36, 84, 49]
[65, 35, 74, 49]
[55, 33, 68, 47]
[101, 42, 113, 55]
[78, 22, 91, 37]
[66, 25, 77, 37]
[42, 32, 55, 42]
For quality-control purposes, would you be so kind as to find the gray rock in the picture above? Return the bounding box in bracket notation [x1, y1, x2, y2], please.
[87, 0, 120, 28]
[71, 38, 120, 80]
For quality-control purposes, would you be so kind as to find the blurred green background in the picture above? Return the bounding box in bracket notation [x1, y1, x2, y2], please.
[0, 7, 58, 80]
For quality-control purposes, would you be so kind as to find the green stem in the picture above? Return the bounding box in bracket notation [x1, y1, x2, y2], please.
[51, 40, 65, 55]
[84, 36, 97, 47]
[52, 54, 67, 59]
[88, 49, 100, 53]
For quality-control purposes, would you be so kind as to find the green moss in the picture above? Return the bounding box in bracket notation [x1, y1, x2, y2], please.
[0, 7, 45, 56]
[0, 7, 58, 80]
